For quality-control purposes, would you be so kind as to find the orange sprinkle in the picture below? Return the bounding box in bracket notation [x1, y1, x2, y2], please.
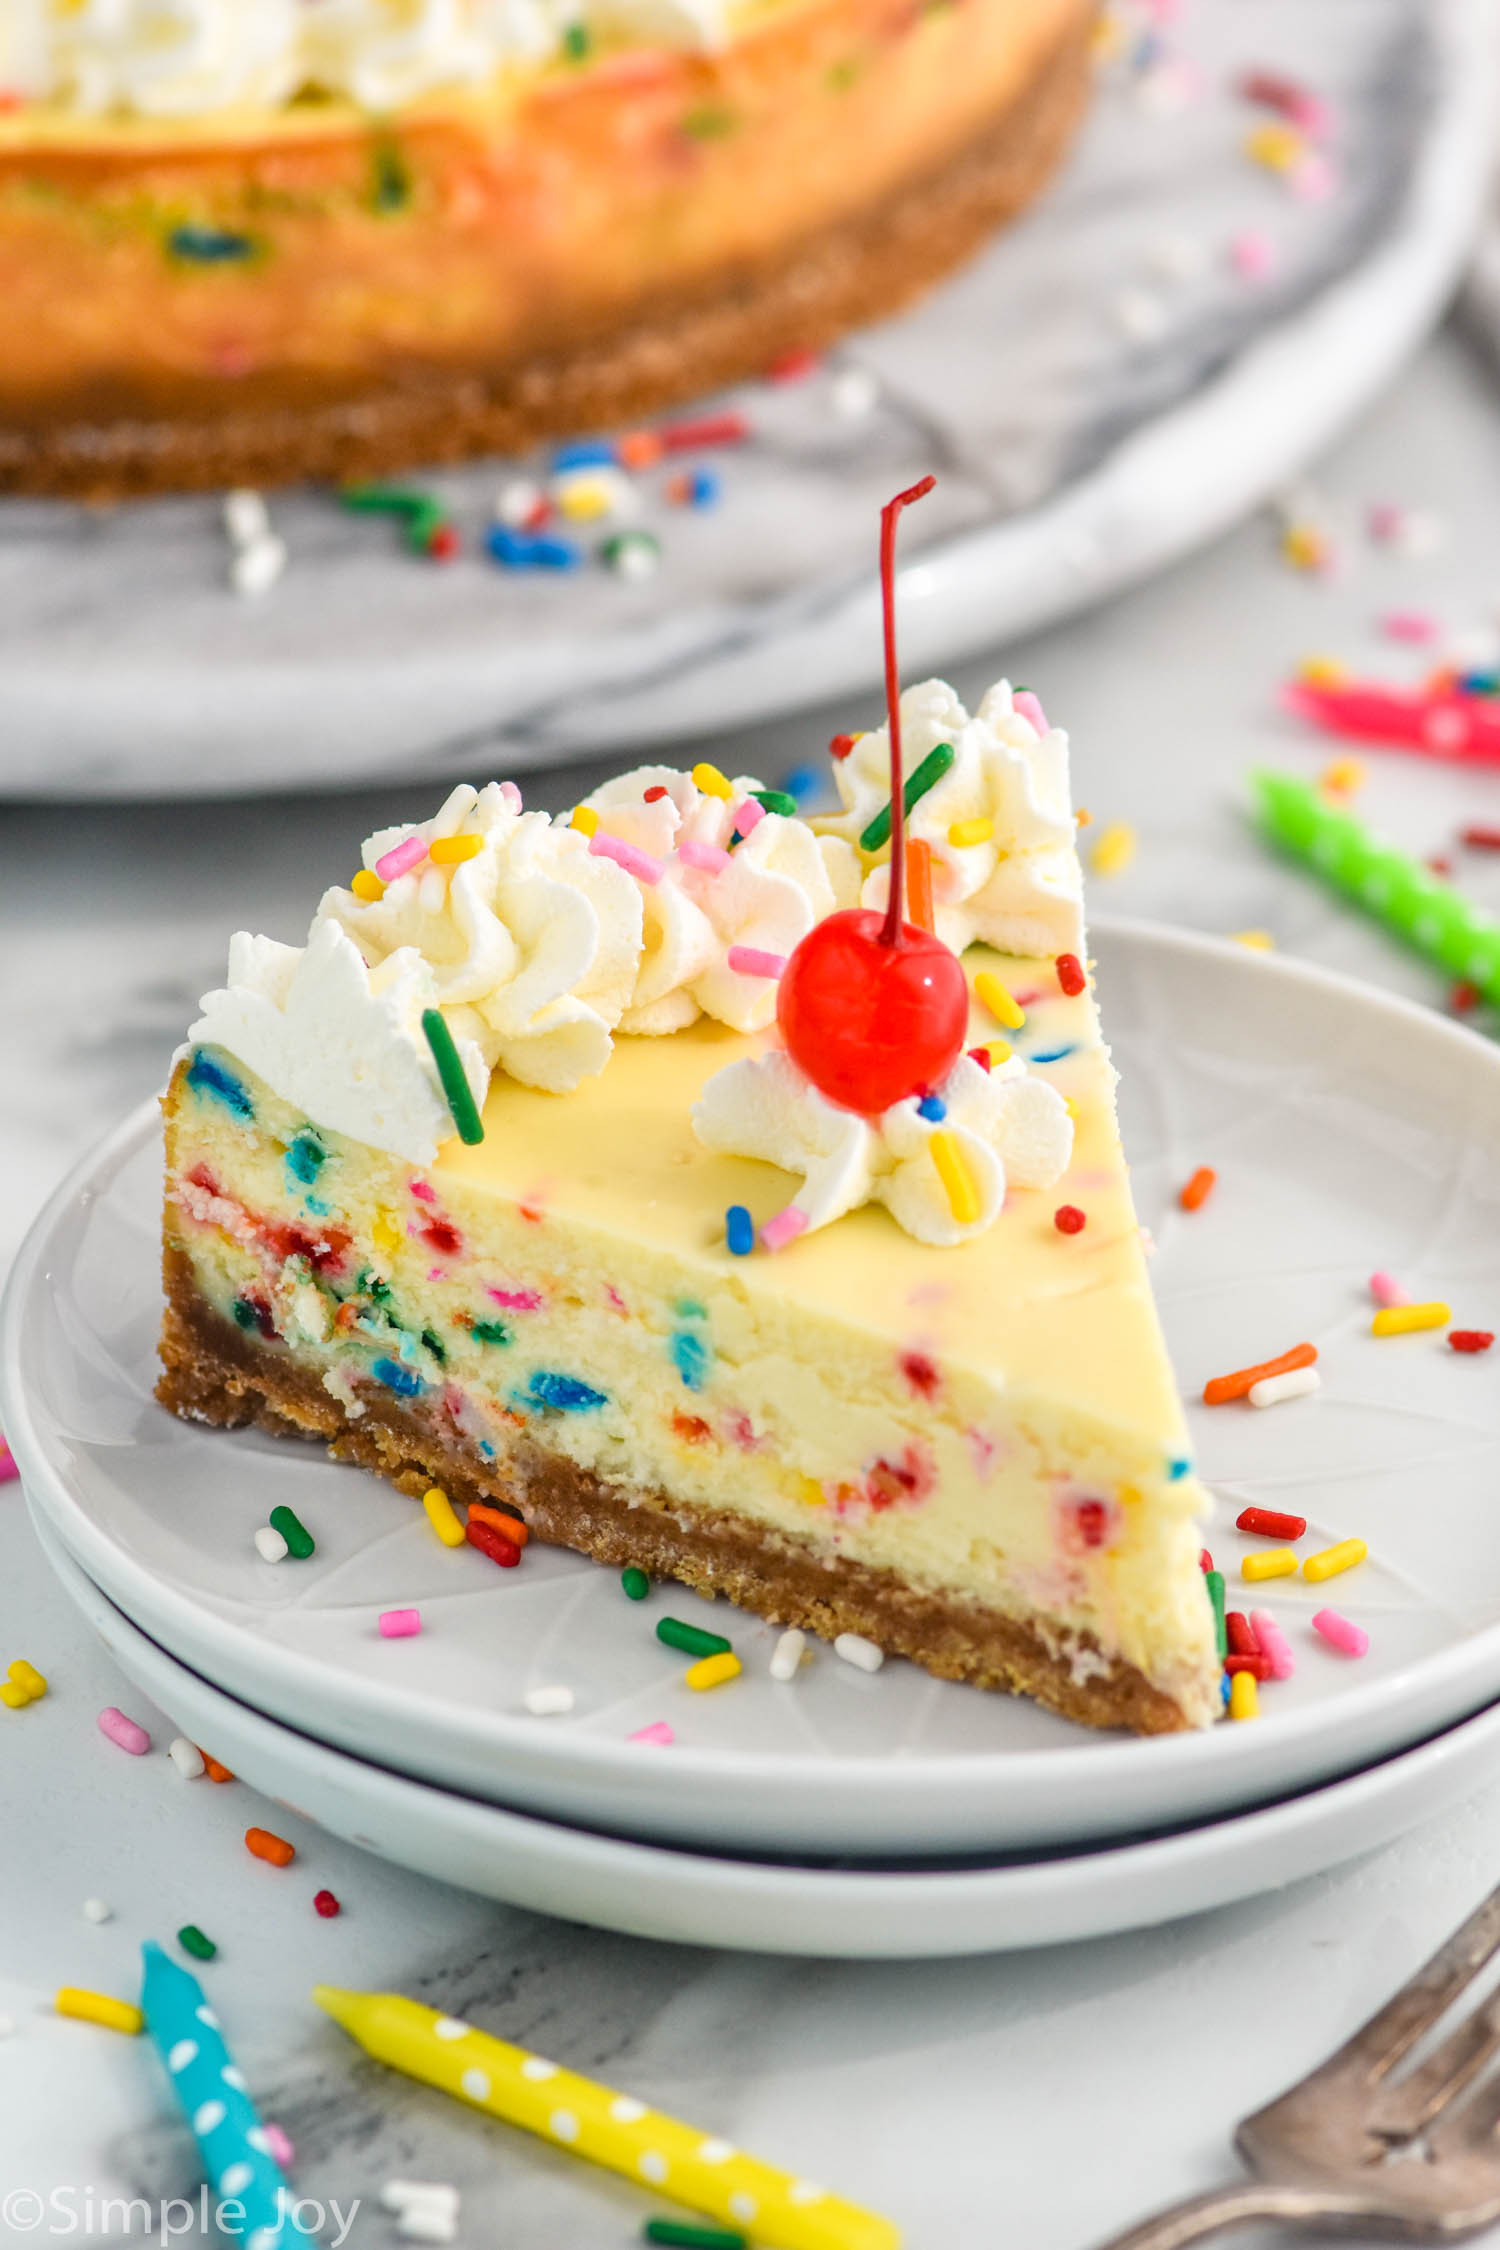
[467, 1502, 530, 1546]
[200, 1752, 235, 1783]
[1180, 1166, 1217, 1213]
[905, 839, 934, 933]
[1203, 1342, 1317, 1407]
[245, 1826, 295, 1868]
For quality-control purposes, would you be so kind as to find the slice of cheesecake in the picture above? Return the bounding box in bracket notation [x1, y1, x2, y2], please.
[158, 736, 1219, 1731]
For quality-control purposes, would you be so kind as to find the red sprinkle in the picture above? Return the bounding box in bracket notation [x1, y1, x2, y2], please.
[1236, 1505, 1308, 1540]
[1055, 952, 1086, 997]
[644, 785, 669, 802]
[1450, 1330, 1495, 1354]
[1451, 981, 1481, 1014]
[1462, 826, 1500, 850]
[1224, 1653, 1273, 1680]
[1225, 1612, 1258, 1657]
[1054, 1205, 1087, 1235]
[1179, 1166, 1217, 1213]
[966, 1044, 993, 1073]
[426, 523, 460, 561]
[767, 346, 820, 383]
[313, 1890, 342, 1918]
[830, 732, 857, 760]
[660, 411, 750, 454]
[1199, 1548, 1214, 1573]
[1427, 855, 1453, 879]
[466, 1517, 521, 1568]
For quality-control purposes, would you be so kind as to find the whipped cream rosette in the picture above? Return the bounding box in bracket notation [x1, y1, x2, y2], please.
[692, 1049, 1073, 1247]
[579, 766, 857, 1037]
[814, 678, 1085, 960]
[42, 0, 304, 118]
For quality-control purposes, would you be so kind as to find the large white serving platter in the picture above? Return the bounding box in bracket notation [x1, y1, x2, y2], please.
[37, 1507, 1500, 1960]
[0, 0, 1492, 799]
[7, 922, 1500, 1859]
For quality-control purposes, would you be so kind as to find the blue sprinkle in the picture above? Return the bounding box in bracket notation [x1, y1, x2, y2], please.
[671, 1331, 710, 1391]
[1167, 1455, 1192, 1481]
[186, 1050, 253, 1119]
[687, 469, 720, 508]
[1028, 1045, 1077, 1065]
[479, 1440, 496, 1459]
[527, 1370, 606, 1412]
[1221, 1673, 1232, 1709]
[169, 225, 255, 263]
[551, 439, 617, 472]
[285, 1131, 326, 1187]
[372, 1357, 424, 1397]
[917, 1094, 947, 1123]
[486, 525, 582, 572]
[1459, 669, 1500, 697]
[726, 1205, 754, 1256]
[781, 763, 822, 802]
[675, 1297, 707, 1320]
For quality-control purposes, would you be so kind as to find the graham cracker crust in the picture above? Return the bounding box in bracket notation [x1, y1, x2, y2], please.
[157, 1243, 1194, 1735]
[4, 11, 1091, 500]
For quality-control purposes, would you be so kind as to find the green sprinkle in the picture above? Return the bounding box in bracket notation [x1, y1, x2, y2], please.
[644, 2226, 747, 2249]
[562, 20, 591, 57]
[341, 482, 432, 518]
[472, 1320, 512, 1347]
[177, 1924, 217, 1961]
[751, 789, 797, 818]
[825, 56, 860, 89]
[371, 141, 412, 212]
[421, 1008, 485, 1145]
[858, 740, 957, 853]
[622, 1567, 650, 1601]
[681, 103, 736, 139]
[656, 1618, 731, 1660]
[168, 224, 256, 264]
[1205, 1568, 1227, 1660]
[421, 1326, 447, 1365]
[404, 501, 448, 556]
[269, 1505, 315, 1560]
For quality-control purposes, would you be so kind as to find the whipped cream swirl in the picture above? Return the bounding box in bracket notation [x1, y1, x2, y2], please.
[814, 678, 1085, 960]
[692, 1049, 1074, 1248]
[31, 0, 303, 119]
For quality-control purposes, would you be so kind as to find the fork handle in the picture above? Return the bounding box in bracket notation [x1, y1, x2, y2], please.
[1090, 2180, 1401, 2248]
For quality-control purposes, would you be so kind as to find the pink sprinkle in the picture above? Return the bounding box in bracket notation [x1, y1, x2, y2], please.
[489, 1287, 544, 1312]
[1367, 503, 1403, 545]
[373, 832, 428, 883]
[409, 1179, 437, 1205]
[499, 780, 523, 813]
[263, 2124, 295, 2168]
[1290, 151, 1337, 203]
[678, 839, 731, 874]
[726, 945, 786, 980]
[760, 1206, 809, 1253]
[1370, 1271, 1407, 1309]
[427, 1266, 447, 1281]
[379, 1608, 422, 1639]
[98, 1707, 151, 1756]
[1249, 1610, 1296, 1681]
[630, 1721, 675, 1747]
[1230, 228, 1276, 280]
[1313, 1607, 1369, 1659]
[1012, 689, 1049, 734]
[0, 1442, 17, 1485]
[1380, 610, 1438, 645]
[733, 798, 765, 836]
[589, 831, 663, 885]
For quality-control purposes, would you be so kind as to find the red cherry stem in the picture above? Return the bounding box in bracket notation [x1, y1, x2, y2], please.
[878, 475, 937, 948]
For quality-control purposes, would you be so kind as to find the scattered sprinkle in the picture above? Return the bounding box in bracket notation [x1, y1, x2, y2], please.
[1250, 1611, 1296, 1680]
[644, 2225, 747, 2248]
[168, 1737, 206, 1780]
[379, 1608, 422, 1639]
[253, 1525, 289, 1563]
[423, 1485, 467, 1548]
[1053, 1205, 1087, 1235]
[487, 526, 581, 571]
[202, 1753, 235, 1783]
[685, 1651, 742, 1691]
[230, 535, 287, 599]
[1228, 1670, 1260, 1721]
[630, 1722, 675, 1747]
[1203, 1341, 1316, 1405]
[770, 1629, 806, 1682]
[314, 1890, 341, 1918]
[1313, 1608, 1369, 1658]
[1242, 1548, 1299, 1583]
[1230, 929, 1275, 950]
[1371, 1302, 1450, 1336]
[831, 367, 879, 419]
[97, 1706, 150, 1756]
[657, 1618, 732, 1660]
[834, 1632, 884, 1674]
[1248, 1365, 1321, 1408]
[570, 804, 600, 837]
[1303, 1537, 1367, 1584]
[1451, 1329, 1495, 1353]
[726, 945, 785, 979]
[973, 970, 1024, 1029]
[1381, 610, 1439, 645]
[622, 1566, 651, 1601]
[428, 833, 483, 866]
[590, 831, 664, 885]
[421, 1007, 486, 1145]
[524, 1684, 576, 1717]
[602, 530, 662, 580]
[1369, 1271, 1407, 1309]
[466, 1516, 521, 1569]
[1090, 822, 1137, 877]
[3, 1658, 45, 1708]
[55, 1988, 143, 2036]
[760, 1206, 809, 1253]
[930, 1131, 981, 1226]
[1319, 757, 1365, 796]
[268, 1503, 315, 1559]
[177, 1925, 216, 1962]
[1055, 952, 1086, 996]
[725, 1205, 754, 1258]
[1236, 1506, 1307, 1541]
[1205, 1569, 1227, 1656]
[1179, 1166, 1216, 1212]
[858, 740, 956, 852]
[82, 1898, 113, 1924]
[245, 1826, 295, 1869]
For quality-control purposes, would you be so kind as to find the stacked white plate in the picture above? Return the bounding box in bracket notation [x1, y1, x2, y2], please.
[9, 922, 1500, 1957]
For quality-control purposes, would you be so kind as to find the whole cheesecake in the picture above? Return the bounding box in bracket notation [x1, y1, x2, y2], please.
[0, 0, 1094, 498]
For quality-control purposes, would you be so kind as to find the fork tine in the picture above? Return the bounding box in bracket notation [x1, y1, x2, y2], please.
[1313, 1880, 1500, 2085]
[1368, 1996, 1500, 2136]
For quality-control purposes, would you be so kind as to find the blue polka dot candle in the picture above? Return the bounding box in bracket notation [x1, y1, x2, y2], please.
[141, 1942, 291, 2248]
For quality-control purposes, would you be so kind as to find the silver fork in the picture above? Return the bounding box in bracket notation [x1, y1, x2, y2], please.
[1093, 1883, 1500, 2245]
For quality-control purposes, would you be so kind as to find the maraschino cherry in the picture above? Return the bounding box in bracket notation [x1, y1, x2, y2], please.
[778, 476, 969, 1115]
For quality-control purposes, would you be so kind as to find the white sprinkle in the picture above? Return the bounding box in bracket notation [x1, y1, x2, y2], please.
[1248, 1366, 1322, 1409]
[394, 2211, 459, 2246]
[493, 477, 545, 528]
[82, 1898, 113, 1924]
[1113, 287, 1167, 342]
[830, 366, 879, 419]
[769, 1629, 806, 1682]
[834, 1632, 884, 1673]
[380, 2184, 459, 2220]
[523, 1684, 575, 1717]
[254, 1525, 289, 1563]
[605, 531, 661, 582]
[223, 488, 269, 547]
[230, 534, 287, 598]
[168, 1735, 206, 1779]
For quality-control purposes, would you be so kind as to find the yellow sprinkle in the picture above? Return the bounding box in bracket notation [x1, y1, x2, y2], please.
[1075, 806, 1092, 827]
[1, 1680, 30, 1709]
[569, 805, 599, 837]
[1091, 822, 1137, 877]
[685, 1651, 742, 1691]
[1228, 1670, 1260, 1721]
[929, 1129, 981, 1225]
[1299, 654, 1348, 688]
[350, 869, 386, 903]
[422, 1486, 466, 1549]
[1090, 9, 1126, 60]
[1230, 929, 1275, 951]
[947, 817, 994, 849]
[554, 474, 617, 522]
[1281, 523, 1329, 573]
[1304, 1537, 1368, 1584]
[1319, 757, 1365, 797]
[973, 970, 1024, 1030]
[428, 833, 483, 865]
[1246, 120, 1303, 173]
[1241, 1547, 1298, 1583]
[691, 762, 734, 800]
[9, 1660, 45, 1698]
[56, 1988, 143, 2036]
[796, 1475, 826, 1509]
[372, 1211, 402, 1257]
[975, 1038, 1011, 1066]
[1063, 1095, 1077, 1119]
[1372, 1302, 1450, 1336]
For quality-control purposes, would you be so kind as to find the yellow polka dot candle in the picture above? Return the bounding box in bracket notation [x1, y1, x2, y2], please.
[312, 1988, 899, 2250]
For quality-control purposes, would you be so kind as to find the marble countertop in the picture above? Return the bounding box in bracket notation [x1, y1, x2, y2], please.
[9, 323, 1500, 2248]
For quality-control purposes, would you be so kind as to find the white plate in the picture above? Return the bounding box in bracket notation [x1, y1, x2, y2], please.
[9, 922, 1500, 1859]
[34, 1505, 1500, 1960]
[0, 0, 1492, 799]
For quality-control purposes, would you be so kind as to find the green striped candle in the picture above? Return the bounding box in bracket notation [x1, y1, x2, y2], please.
[1252, 769, 1500, 1003]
